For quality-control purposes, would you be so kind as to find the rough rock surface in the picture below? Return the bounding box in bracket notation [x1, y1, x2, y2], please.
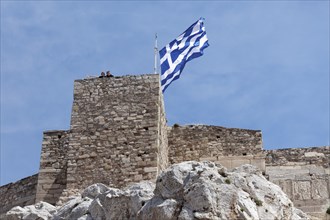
[5, 201, 56, 220]
[138, 161, 309, 220]
[88, 181, 155, 220]
[5, 162, 310, 220]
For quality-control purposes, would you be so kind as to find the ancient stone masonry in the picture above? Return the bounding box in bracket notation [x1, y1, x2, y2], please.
[36, 130, 69, 205]
[1, 74, 329, 219]
[157, 91, 168, 172]
[168, 125, 265, 170]
[266, 146, 330, 168]
[0, 174, 38, 219]
[66, 75, 167, 192]
[265, 146, 330, 219]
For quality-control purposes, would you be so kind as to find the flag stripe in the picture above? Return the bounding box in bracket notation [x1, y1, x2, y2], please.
[159, 18, 209, 92]
[161, 29, 205, 80]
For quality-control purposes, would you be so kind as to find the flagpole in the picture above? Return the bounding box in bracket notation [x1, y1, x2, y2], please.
[154, 33, 158, 74]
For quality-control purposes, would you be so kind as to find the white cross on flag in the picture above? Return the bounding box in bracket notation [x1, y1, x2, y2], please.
[159, 18, 209, 92]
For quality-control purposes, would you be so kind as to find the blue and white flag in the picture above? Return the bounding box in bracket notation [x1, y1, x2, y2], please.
[159, 17, 209, 92]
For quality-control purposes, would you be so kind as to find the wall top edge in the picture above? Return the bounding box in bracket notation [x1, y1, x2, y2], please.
[75, 73, 159, 82]
[43, 130, 69, 134]
[0, 174, 38, 188]
[265, 146, 330, 151]
[168, 124, 262, 132]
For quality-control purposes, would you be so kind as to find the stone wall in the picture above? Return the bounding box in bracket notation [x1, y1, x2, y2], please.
[266, 146, 330, 168]
[65, 74, 166, 192]
[156, 90, 168, 173]
[0, 174, 38, 218]
[168, 125, 265, 170]
[265, 146, 330, 219]
[35, 130, 69, 205]
[1, 73, 329, 219]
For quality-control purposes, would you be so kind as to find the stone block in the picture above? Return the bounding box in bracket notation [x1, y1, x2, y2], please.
[295, 174, 311, 181]
[311, 179, 329, 199]
[216, 160, 231, 169]
[299, 205, 324, 213]
[199, 157, 218, 162]
[143, 167, 157, 173]
[304, 152, 325, 157]
[134, 175, 143, 181]
[309, 166, 326, 175]
[39, 169, 59, 173]
[78, 154, 90, 159]
[231, 159, 250, 168]
[277, 179, 293, 198]
[16, 195, 35, 203]
[250, 159, 265, 171]
[293, 181, 311, 200]
[37, 179, 56, 184]
[48, 189, 65, 195]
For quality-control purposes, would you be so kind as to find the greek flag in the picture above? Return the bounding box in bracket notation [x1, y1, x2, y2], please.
[159, 18, 209, 92]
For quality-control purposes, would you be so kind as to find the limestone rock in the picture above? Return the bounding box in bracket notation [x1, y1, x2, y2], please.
[68, 198, 93, 219]
[138, 197, 180, 220]
[77, 214, 93, 220]
[89, 181, 155, 220]
[5, 201, 56, 220]
[5, 206, 27, 220]
[88, 196, 106, 220]
[82, 183, 111, 199]
[53, 196, 83, 220]
[138, 161, 310, 220]
[5, 162, 310, 220]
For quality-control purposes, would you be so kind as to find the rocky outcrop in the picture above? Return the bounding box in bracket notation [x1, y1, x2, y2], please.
[5, 201, 56, 220]
[5, 162, 310, 220]
[138, 161, 309, 220]
[87, 181, 155, 220]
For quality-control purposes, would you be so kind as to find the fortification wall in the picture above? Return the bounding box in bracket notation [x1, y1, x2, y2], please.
[157, 91, 168, 173]
[266, 146, 330, 168]
[265, 146, 330, 219]
[1, 74, 329, 219]
[168, 125, 265, 170]
[0, 174, 38, 218]
[35, 130, 69, 205]
[65, 74, 166, 191]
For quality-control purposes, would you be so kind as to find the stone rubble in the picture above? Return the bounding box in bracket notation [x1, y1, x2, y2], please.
[5, 162, 311, 220]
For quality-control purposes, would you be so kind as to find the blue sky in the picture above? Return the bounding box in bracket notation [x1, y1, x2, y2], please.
[1, 1, 329, 186]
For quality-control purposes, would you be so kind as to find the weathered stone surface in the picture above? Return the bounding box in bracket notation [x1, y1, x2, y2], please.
[168, 125, 264, 169]
[5, 201, 56, 220]
[53, 196, 83, 219]
[36, 130, 69, 205]
[82, 183, 110, 199]
[88, 196, 106, 220]
[66, 75, 168, 193]
[138, 198, 179, 220]
[265, 147, 330, 219]
[0, 174, 38, 217]
[68, 198, 92, 219]
[266, 146, 329, 168]
[304, 152, 325, 158]
[5, 162, 311, 220]
[77, 214, 93, 220]
[138, 161, 309, 220]
[0, 73, 329, 219]
[88, 181, 155, 220]
[5, 207, 27, 220]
